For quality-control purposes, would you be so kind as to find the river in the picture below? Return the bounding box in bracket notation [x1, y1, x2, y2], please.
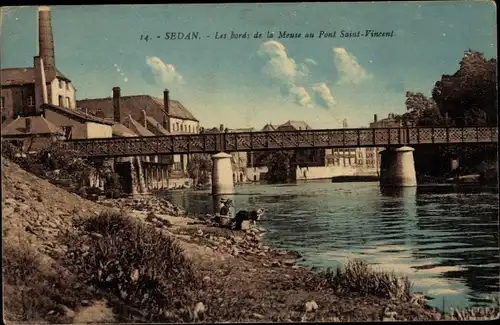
[163, 180, 499, 310]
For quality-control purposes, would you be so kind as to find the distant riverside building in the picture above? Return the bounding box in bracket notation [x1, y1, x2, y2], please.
[244, 119, 384, 181]
[368, 113, 402, 169]
[203, 125, 254, 184]
[369, 113, 401, 128]
[77, 88, 200, 176]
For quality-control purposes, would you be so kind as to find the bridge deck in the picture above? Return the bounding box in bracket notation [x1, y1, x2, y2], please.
[62, 126, 498, 157]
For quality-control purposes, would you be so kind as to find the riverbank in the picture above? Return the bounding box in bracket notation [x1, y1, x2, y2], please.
[2, 157, 499, 323]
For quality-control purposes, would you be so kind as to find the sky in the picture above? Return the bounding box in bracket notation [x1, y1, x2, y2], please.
[0, 1, 497, 129]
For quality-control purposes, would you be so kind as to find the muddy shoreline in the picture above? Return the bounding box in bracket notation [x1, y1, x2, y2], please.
[95, 195, 462, 322]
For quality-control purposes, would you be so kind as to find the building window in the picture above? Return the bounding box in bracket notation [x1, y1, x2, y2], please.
[27, 96, 34, 107]
[58, 95, 63, 107]
[59, 79, 64, 89]
[176, 122, 180, 131]
[66, 97, 71, 108]
[65, 82, 69, 90]
[0, 96, 4, 109]
[188, 125, 191, 133]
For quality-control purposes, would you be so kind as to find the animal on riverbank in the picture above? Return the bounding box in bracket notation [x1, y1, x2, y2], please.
[232, 208, 265, 230]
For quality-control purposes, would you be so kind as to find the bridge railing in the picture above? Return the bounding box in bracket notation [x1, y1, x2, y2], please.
[62, 126, 498, 157]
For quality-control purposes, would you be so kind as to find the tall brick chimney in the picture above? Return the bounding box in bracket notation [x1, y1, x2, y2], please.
[112, 87, 121, 123]
[38, 6, 55, 73]
[163, 89, 171, 132]
[374, 114, 378, 122]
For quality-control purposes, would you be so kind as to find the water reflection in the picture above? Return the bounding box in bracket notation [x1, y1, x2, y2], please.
[164, 181, 499, 309]
[380, 186, 417, 199]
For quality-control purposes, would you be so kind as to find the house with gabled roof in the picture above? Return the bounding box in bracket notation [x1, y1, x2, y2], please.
[77, 87, 198, 181]
[276, 120, 312, 131]
[261, 123, 279, 132]
[76, 89, 200, 135]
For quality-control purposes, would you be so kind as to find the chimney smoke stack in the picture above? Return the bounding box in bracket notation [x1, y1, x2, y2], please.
[25, 118, 32, 134]
[374, 114, 378, 123]
[163, 89, 171, 132]
[219, 124, 224, 132]
[112, 87, 121, 122]
[142, 110, 147, 128]
[38, 6, 55, 72]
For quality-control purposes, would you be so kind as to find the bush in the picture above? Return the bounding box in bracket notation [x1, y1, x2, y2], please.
[63, 210, 203, 322]
[2, 240, 94, 323]
[1, 140, 124, 197]
[477, 161, 498, 184]
[304, 260, 412, 300]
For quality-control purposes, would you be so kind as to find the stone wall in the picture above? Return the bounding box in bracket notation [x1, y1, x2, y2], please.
[295, 165, 379, 180]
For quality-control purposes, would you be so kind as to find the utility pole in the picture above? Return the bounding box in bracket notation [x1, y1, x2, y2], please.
[342, 118, 348, 166]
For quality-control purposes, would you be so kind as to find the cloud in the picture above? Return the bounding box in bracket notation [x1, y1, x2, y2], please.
[258, 41, 315, 108]
[290, 85, 312, 107]
[333, 47, 373, 85]
[304, 58, 318, 65]
[145, 56, 184, 87]
[257, 40, 309, 82]
[312, 83, 336, 109]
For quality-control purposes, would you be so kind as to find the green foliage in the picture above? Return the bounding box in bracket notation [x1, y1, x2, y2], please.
[398, 91, 448, 126]
[264, 150, 295, 183]
[3, 240, 94, 323]
[395, 51, 498, 180]
[432, 50, 497, 127]
[305, 260, 413, 300]
[186, 153, 212, 186]
[63, 210, 203, 322]
[1, 140, 124, 197]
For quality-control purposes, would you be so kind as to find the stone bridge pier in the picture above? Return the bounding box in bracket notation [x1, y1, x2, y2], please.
[379, 146, 417, 187]
[211, 152, 234, 196]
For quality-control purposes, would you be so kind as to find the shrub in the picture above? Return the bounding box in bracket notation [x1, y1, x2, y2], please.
[63, 210, 203, 322]
[2, 240, 94, 323]
[1, 140, 124, 197]
[304, 260, 412, 300]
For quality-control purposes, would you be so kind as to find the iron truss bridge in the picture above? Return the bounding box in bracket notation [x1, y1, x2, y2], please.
[62, 126, 498, 157]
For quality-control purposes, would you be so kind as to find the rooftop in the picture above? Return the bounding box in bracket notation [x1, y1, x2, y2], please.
[77, 95, 198, 122]
[276, 120, 312, 131]
[122, 115, 155, 137]
[111, 123, 138, 137]
[1, 67, 71, 86]
[43, 104, 114, 125]
[1, 115, 63, 137]
[261, 123, 279, 132]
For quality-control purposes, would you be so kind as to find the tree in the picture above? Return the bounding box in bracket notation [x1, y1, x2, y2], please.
[263, 150, 295, 184]
[398, 91, 446, 126]
[394, 50, 497, 181]
[432, 50, 497, 126]
[186, 154, 212, 187]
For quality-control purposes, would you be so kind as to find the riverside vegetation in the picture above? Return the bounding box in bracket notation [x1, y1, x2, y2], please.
[2, 143, 499, 323]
